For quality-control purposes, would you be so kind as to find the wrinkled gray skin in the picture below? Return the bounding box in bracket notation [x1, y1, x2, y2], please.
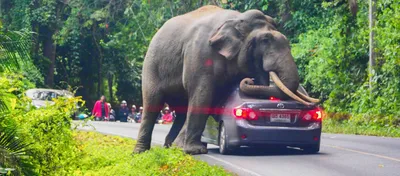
[134, 5, 300, 155]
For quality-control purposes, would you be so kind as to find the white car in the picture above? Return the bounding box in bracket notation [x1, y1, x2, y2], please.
[25, 88, 74, 108]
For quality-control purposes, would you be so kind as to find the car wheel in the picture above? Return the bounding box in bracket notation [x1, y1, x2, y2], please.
[219, 123, 235, 155]
[303, 144, 320, 154]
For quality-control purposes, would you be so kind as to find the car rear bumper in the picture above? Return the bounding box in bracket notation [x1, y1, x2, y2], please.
[227, 119, 322, 147]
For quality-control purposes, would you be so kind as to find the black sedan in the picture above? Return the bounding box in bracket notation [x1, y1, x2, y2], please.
[201, 82, 324, 155]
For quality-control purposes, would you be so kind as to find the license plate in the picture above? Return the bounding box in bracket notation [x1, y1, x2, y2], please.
[270, 113, 291, 123]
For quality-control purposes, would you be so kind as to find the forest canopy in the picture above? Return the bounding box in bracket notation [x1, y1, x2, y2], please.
[1, 0, 399, 128]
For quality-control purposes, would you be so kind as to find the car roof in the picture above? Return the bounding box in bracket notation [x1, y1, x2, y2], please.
[26, 88, 74, 97]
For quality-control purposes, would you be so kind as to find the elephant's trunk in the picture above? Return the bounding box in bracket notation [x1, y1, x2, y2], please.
[239, 72, 320, 106]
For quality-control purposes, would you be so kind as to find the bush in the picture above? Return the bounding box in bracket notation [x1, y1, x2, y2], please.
[0, 73, 82, 175]
[3, 97, 82, 175]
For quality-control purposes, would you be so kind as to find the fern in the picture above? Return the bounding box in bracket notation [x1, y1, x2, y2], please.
[0, 127, 36, 176]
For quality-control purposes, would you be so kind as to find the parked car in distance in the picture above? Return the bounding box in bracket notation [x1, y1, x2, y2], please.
[25, 88, 84, 119]
[25, 88, 74, 108]
[201, 80, 324, 155]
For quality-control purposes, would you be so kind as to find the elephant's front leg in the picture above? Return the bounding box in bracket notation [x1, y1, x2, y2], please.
[164, 113, 186, 148]
[182, 84, 214, 155]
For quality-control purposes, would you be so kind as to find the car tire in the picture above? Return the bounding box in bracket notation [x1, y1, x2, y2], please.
[303, 144, 320, 154]
[219, 123, 235, 155]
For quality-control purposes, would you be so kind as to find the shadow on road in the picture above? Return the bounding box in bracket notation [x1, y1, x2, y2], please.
[208, 146, 329, 157]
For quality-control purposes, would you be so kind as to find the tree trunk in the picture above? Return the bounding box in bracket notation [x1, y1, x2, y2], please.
[43, 27, 56, 88]
[108, 72, 113, 103]
[369, 0, 376, 90]
[92, 24, 103, 98]
[98, 56, 102, 98]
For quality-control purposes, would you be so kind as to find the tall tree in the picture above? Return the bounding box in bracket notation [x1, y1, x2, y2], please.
[368, 0, 376, 90]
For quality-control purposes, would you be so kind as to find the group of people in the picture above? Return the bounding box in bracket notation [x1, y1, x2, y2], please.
[117, 100, 143, 123]
[91, 95, 175, 124]
[91, 95, 143, 122]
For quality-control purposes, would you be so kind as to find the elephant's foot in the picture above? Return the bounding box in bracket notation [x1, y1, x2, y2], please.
[173, 137, 185, 148]
[164, 133, 177, 148]
[133, 143, 150, 154]
[184, 142, 208, 155]
[164, 141, 173, 148]
[173, 131, 186, 148]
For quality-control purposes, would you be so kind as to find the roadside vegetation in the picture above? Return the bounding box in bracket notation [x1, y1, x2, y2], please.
[73, 131, 230, 176]
[323, 118, 400, 137]
[0, 75, 230, 175]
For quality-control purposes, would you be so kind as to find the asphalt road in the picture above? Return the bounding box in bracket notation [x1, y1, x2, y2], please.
[77, 121, 400, 176]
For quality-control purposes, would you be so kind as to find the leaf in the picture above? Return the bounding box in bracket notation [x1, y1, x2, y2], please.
[10, 98, 17, 110]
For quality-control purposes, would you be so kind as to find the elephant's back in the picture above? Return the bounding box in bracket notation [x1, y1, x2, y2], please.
[142, 6, 239, 90]
[181, 5, 223, 19]
[144, 6, 233, 68]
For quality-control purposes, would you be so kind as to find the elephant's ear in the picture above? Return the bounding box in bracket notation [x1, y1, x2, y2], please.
[209, 20, 246, 60]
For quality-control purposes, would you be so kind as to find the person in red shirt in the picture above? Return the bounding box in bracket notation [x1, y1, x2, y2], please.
[162, 107, 174, 124]
[92, 95, 110, 121]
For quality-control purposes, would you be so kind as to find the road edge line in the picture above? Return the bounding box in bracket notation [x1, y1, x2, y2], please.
[202, 154, 264, 176]
[322, 144, 400, 162]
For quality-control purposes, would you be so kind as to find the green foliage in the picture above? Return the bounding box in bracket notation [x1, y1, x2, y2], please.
[0, 71, 81, 175]
[0, 29, 30, 73]
[8, 96, 83, 175]
[290, 0, 399, 131]
[0, 128, 35, 176]
[72, 131, 230, 176]
[0, 73, 34, 112]
[323, 118, 400, 137]
[0, 25, 44, 87]
[349, 1, 400, 120]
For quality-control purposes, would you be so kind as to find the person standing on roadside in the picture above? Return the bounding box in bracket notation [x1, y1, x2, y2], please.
[108, 103, 116, 121]
[128, 105, 137, 123]
[136, 106, 143, 123]
[118, 100, 129, 122]
[92, 95, 109, 121]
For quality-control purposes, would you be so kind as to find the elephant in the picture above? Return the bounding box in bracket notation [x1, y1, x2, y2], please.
[134, 5, 319, 155]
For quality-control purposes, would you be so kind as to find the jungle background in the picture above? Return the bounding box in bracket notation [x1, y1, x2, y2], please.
[1, 0, 399, 132]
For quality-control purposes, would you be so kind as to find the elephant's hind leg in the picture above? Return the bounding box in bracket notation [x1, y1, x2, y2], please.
[133, 90, 163, 153]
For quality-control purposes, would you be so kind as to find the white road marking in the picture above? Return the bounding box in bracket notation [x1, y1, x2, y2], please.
[203, 154, 264, 176]
[322, 144, 400, 162]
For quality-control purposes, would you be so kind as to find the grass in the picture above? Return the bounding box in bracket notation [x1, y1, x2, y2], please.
[72, 131, 233, 176]
[323, 118, 400, 137]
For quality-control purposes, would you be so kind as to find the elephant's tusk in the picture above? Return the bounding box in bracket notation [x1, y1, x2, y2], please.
[269, 71, 313, 106]
[296, 90, 320, 103]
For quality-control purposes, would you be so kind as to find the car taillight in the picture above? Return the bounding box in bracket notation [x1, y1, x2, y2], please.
[270, 96, 280, 101]
[301, 108, 323, 121]
[233, 107, 258, 120]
